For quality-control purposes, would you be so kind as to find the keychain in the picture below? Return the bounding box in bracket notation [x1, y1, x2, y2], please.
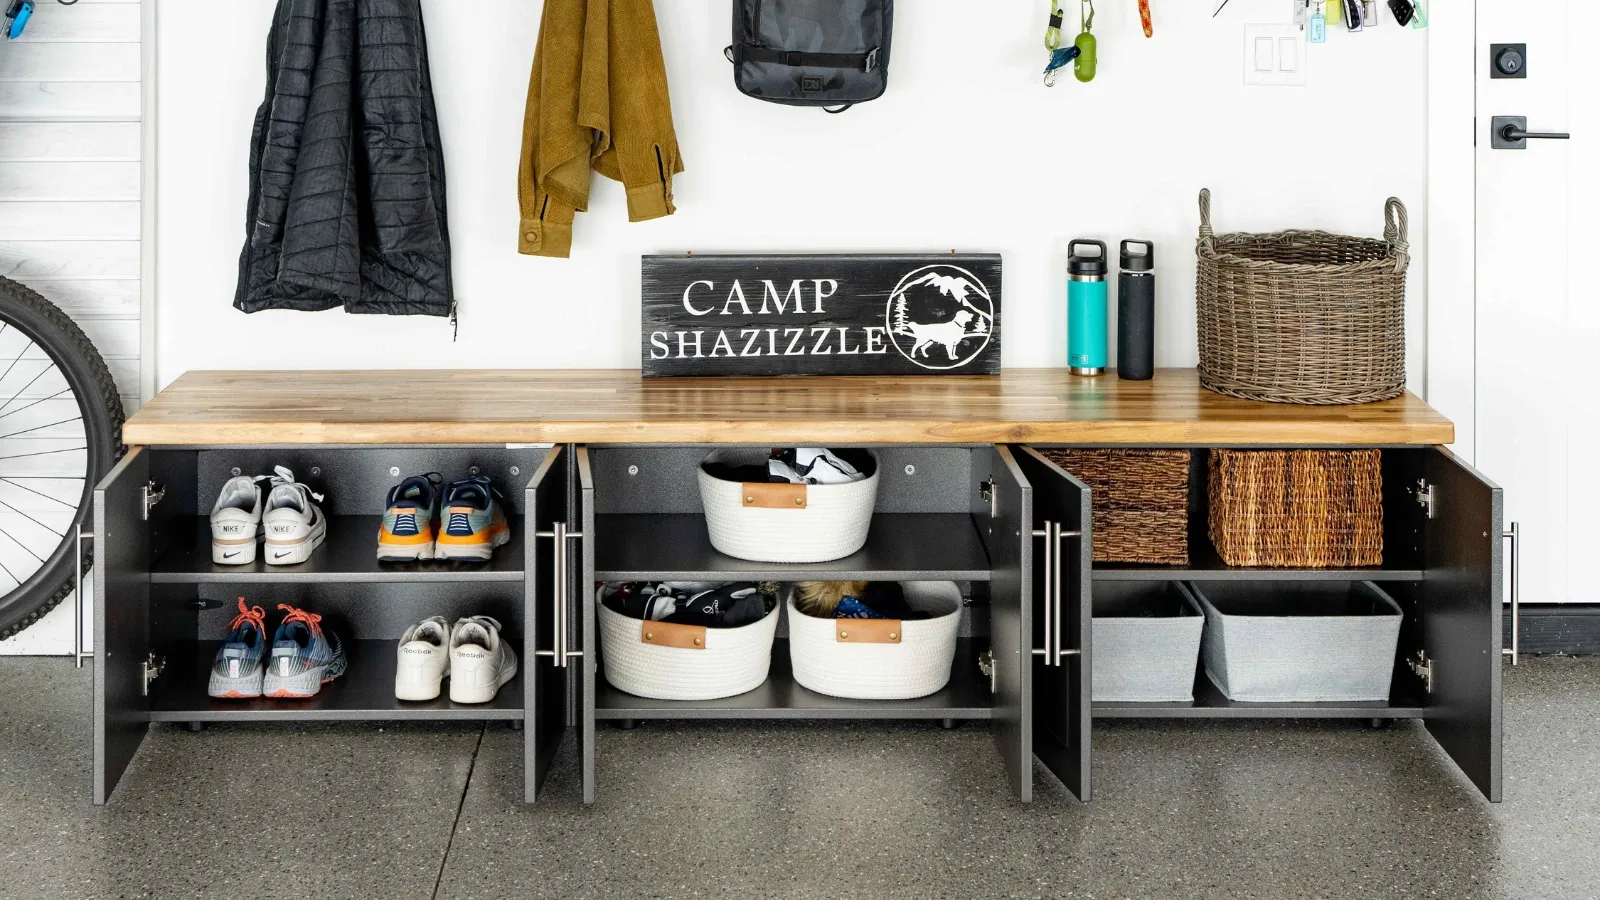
[1309, 0, 1327, 42]
[1074, 0, 1097, 82]
[1326, 0, 1341, 25]
[1294, 0, 1308, 30]
[1043, 0, 1078, 86]
[1139, 0, 1152, 38]
[1409, 0, 1427, 28]
[1387, 0, 1414, 26]
[1343, 0, 1363, 31]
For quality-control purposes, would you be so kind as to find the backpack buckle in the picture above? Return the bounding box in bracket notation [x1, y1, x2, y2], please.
[784, 50, 804, 67]
[864, 47, 880, 72]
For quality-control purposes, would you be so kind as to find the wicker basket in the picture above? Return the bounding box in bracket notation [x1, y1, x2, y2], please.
[699, 449, 879, 564]
[787, 581, 962, 701]
[597, 590, 781, 701]
[1208, 449, 1383, 568]
[1041, 449, 1189, 565]
[1195, 188, 1409, 405]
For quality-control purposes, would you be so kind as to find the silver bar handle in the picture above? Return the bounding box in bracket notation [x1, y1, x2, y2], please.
[535, 525, 587, 667]
[1032, 522, 1056, 665]
[1502, 522, 1520, 666]
[1057, 528, 1083, 662]
[75, 530, 92, 668]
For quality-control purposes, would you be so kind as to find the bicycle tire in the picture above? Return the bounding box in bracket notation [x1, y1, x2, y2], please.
[0, 276, 124, 642]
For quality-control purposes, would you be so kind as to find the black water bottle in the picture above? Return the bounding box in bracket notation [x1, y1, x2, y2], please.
[1117, 240, 1155, 380]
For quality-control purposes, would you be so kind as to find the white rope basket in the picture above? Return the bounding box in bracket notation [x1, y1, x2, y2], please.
[598, 591, 780, 701]
[698, 449, 879, 563]
[787, 581, 963, 700]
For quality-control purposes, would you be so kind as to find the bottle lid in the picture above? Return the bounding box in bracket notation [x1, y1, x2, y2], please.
[1068, 239, 1108, 277]
[1120, 240, 1155, 272]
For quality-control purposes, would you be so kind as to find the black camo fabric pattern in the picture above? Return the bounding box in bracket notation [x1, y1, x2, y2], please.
[235, 0, 453, 317]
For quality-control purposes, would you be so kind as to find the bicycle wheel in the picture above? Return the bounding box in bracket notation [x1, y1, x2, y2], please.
[0, 275, 124, 641]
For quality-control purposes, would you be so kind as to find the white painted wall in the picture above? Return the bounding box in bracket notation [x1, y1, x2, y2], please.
[0, 0, 143, 655]
[154, 0, 1429, 386]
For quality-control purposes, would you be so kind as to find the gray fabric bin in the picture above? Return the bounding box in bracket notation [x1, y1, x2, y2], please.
[1193, 581, 1402, 703]
[1092, 582, 1204, 703]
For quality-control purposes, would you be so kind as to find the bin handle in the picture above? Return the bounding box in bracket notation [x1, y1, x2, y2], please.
[1197, 188, 1215, 252]
[1384, 197, 1410, 274]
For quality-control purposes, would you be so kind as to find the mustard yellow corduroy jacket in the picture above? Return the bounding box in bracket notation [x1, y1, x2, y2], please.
[518, 0, 684, 258]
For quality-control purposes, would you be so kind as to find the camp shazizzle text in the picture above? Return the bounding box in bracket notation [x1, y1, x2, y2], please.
[645, 278, 891, 360]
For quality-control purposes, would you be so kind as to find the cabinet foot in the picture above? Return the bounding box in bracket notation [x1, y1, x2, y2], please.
[186, 722, 205, 733]
[1367, 718, 1392, 730]
[940, 718, 962, 730]
[508, 719, 524, 732]
[613, 719, 641, 731]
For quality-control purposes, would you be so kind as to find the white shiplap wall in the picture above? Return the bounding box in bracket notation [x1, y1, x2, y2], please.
[0, 0, 144, 654]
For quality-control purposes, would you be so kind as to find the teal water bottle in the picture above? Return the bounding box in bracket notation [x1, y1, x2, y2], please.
[1067, 239, 1108, 375]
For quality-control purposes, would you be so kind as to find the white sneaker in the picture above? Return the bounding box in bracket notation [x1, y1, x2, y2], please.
[262, 466, 327, 566]
[448, 616, 517, 704]
[210, 476, 265, 565]
[394, 616, 452, 701]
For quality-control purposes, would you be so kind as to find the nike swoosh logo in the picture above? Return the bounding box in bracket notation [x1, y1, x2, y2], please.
[273, 552, 290, 559]
[224, 552, 241, 559]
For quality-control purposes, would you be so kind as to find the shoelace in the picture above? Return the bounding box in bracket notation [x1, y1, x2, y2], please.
[229, 597, 266, 639]
[455, 616, 501, 649]
[277, 603, 323, 637]
[268, 466, 325, 508]
[447, 511, 472, 533]
[393, 511, 420, 534]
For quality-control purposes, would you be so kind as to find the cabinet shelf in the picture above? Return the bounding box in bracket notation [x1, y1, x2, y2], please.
[1092, 671, 1428, 719]
[593, 513, 993, 582]
[150, 515, 526, 584]
[148, 640, 523, 722]
[1092, 538, 1423, 582]
[595, 638, 995, 720]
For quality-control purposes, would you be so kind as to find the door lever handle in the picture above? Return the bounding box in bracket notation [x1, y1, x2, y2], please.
[1502, 125, 1570, 142]
[1492, 115, 1571, 150]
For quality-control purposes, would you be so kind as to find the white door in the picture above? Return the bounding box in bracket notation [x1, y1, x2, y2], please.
[1475, 0, 1597, 604]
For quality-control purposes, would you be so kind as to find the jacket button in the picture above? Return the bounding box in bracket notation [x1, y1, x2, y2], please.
[524, 231, 539, 242]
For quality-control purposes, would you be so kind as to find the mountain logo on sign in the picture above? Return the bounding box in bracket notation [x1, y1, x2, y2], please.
[885, 265, 995, 370]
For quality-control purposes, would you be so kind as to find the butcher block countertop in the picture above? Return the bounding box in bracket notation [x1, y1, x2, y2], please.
[121, 369, 1454, 447]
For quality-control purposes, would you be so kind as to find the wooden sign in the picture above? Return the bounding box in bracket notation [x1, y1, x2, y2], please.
[641, 254, 1002, 377]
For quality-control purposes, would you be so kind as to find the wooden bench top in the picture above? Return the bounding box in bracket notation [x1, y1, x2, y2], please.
[121, 369, 1453, 447]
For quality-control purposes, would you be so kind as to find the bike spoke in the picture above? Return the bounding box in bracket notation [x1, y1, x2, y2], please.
[0, 363, 55, 419]
[0, 338, 35, 399]
[0, 387, 71, 425]
[0, 519, 46, 563]
[0, 477, 79, 509]
[0, 415, 81, 441]
[0, 446, 86, 463]
[0, 494, 63, 539]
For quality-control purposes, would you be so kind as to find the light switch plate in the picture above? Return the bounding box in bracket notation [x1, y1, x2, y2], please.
[1243, 23, 1308, 86]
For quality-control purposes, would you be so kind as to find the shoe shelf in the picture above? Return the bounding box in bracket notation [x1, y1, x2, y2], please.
[151, 515, 527, 584]
[594, 639, 995, 721]
[147, 640, 524, 723]
[1091, 540, 1426, 582]
[592, 513, 994, 582]
[1092, 668, 1430, 720]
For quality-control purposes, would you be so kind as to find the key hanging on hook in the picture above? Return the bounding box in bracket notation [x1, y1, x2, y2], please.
[1309, 0, 1327, 42]
[1139, 0, 1152, 38]
[1075, 0, 1097, 82]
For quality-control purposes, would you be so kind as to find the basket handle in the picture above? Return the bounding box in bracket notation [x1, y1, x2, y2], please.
[1197, 188, 1215, 250]
[1383, 197, 1410, 274]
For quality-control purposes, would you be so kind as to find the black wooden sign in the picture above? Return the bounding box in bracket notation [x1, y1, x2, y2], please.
[641, 254, 1002, 377]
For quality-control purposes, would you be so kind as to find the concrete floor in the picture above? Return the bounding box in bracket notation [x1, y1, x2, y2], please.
[1, 659, 1596, 900]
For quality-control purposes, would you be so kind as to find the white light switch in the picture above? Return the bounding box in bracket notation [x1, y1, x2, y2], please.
[1243, 24, 1308, 86]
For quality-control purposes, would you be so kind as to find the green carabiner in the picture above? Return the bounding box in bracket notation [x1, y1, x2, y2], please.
[1074, 0, 1097, 82]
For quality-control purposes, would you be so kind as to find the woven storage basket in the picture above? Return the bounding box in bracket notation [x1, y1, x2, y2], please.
[597, 592, 780, 701]
[698, 449, 879, 564]
[1195, 188, 1409, 405]
[1041, 449, 1189, 565]
[1208, 449, 1383, 568]
[787, 581, 962, 700]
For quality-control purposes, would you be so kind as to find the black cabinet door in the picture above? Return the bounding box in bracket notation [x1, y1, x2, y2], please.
[1422, 447, 1504, 802]
[525, 445, 570, 804]
[1014, 446, 1092, 803]
[94, 447, 151, 805]
[982, 446, 1034, 801]
[574, 447, 597, 805]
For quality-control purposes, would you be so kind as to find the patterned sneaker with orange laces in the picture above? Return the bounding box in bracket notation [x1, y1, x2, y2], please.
[261, 604, 347, 699]
[436, 476, 511, 562]
[208, 598, 269, 699]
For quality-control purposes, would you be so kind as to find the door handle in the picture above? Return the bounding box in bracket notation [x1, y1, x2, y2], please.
[1502, 522, 1521, 666]
[1492, 115, 1571, 150]
[1032, 522, 1084, 667]
[535, 523, 586, 667]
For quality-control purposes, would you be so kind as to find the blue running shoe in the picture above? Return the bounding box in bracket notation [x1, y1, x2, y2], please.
[436, 476, 510, 562]
[208, 598, 269, 699]
[378, 472, 444, 561]
[262, 604, 347, 699]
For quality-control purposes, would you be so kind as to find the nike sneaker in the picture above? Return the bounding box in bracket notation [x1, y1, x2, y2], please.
[448, 616, 517, 704]
[378, 473, 443, 562]
[394, 615, 452, 701]
[262, 466, 326, 566]
[207, 598, 269, 699]
[261, 603, 347, 699]
[210, 475, 265, 565]
[436, 476, 510, 562]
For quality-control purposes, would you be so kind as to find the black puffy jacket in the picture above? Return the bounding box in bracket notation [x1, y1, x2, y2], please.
[235, 0, 453, 318]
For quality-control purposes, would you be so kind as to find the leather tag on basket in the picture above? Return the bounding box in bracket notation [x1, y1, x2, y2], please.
[742, 482, 808, 509]
[836, 620, 902, 644]
[640, 621, 708, 650]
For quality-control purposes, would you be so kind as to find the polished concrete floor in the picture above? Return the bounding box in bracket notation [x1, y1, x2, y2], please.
[1, 658, 1596, 900]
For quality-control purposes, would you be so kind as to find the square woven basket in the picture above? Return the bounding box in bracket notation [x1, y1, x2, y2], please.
[1042, 449, 1189, 566]
[1208, 449, 1383, 568]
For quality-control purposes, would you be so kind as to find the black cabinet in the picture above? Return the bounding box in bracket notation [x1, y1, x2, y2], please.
[93, 442, 1503, 806]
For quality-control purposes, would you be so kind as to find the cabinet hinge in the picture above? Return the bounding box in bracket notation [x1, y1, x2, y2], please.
[978, 649, 995, 693]
[142, 481, 166, 521]
[1408, 649, 1434, 694]
[142, 651, 165, 696]
[979, 479, 997, 518]
[1414, 479, 1437, 519]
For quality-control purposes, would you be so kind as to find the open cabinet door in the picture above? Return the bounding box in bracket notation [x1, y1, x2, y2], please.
[525, 445, 570, 803]
[94, 447, 151, 805]
[574, 447, 596, 805]
[981, 446, 1034, 801]
[1014, 446, 1093, 803]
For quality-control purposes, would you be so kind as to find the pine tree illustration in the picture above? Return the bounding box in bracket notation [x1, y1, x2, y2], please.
[893, 294, 909, 334]
[972, 317, 988, 335]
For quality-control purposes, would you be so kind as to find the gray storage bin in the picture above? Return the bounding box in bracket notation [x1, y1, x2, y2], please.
[1193, 581, 1402, 703]
[1092, 582, 1204, 703]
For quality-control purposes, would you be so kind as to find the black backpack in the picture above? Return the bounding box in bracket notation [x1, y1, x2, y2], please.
[726, 0, 893, 112]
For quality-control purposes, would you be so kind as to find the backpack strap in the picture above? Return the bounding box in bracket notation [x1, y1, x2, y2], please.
[734, 43, 881, 73]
